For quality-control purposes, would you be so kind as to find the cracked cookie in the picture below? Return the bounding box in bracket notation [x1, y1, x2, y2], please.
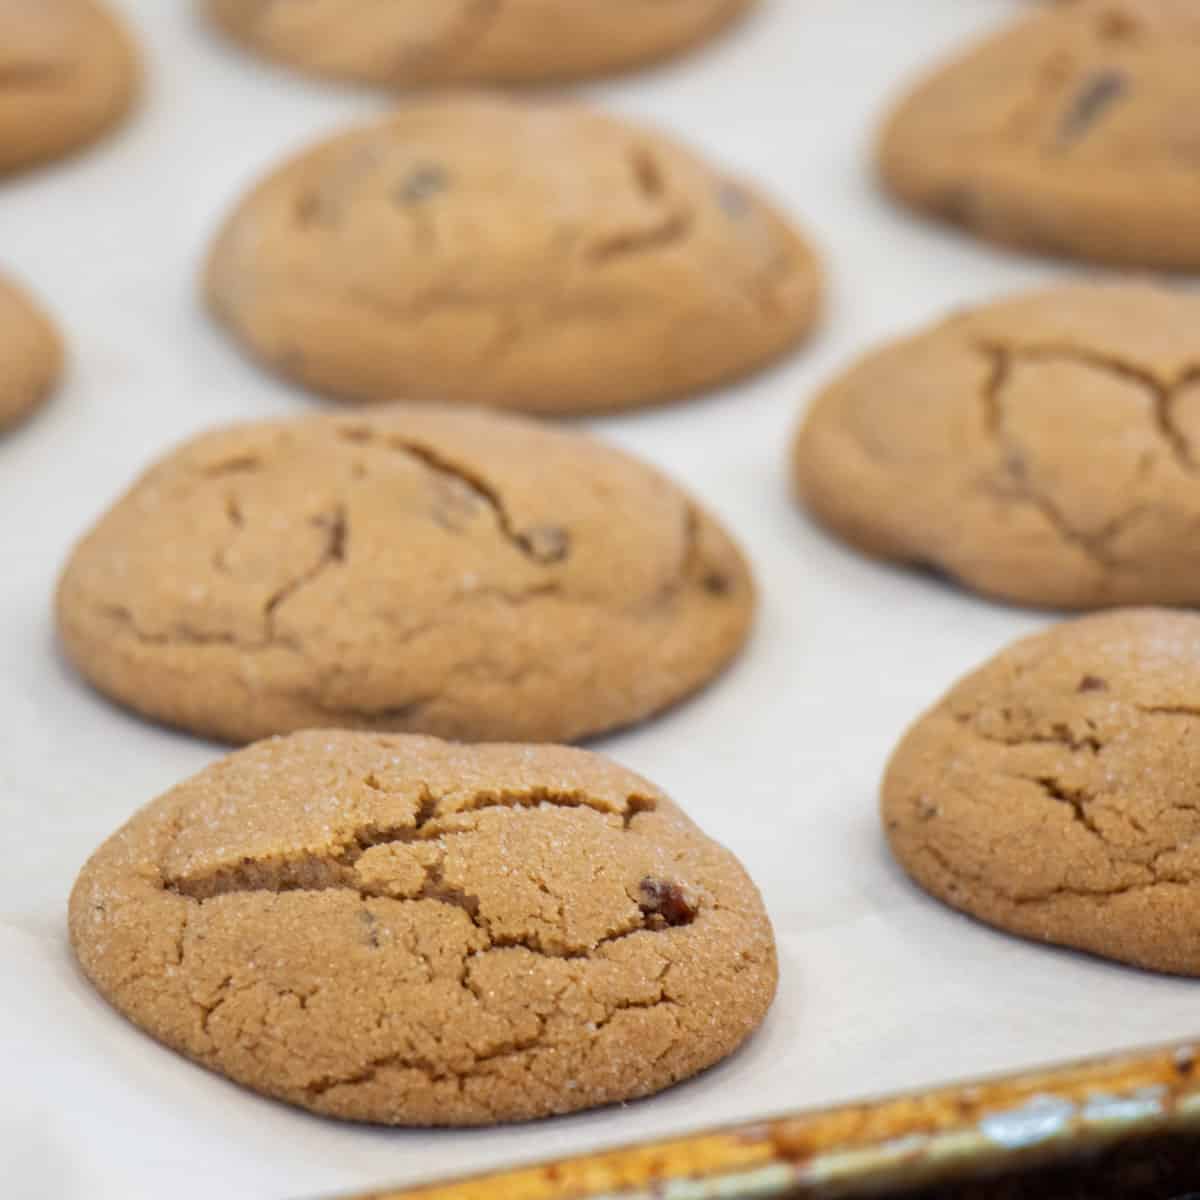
[69, 730, 778, 1124]
[884, 608, 1200, 975]
[878, 0, 1200, 268]
[0, 0, 138, 176]
[204, 95, 821, 415]
[203, 0, 757, 89]
[793, 282, 1200, 610]
[56, 404, 754, 744]
[0, 274, 63, 432]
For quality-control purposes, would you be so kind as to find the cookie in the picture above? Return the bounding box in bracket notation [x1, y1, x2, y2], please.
[883, 608, 1200, 976]
[57, 405, 754, 744]
[0, 0, 138, 176]
[70, 730, 777, 1124]
[0, 274, 63, 432]
[205, 96, 821, 415]
[793, 282, 1200, 610]
[878, 0, 1200, 268]
[204, 0, 756, 88]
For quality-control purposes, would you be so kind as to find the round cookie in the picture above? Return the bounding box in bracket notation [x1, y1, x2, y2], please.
[793, 282, 1200, 610]
[205, 96, 821, 415]
[0, 275, 63, 432]
[878, 0, 1200, 269]
[70, 730, 778, 1124]
[204, 0, 757, 89]
[57, 405, 754, 744]
[0, 0, 138, 176]
[884, 608, 1200, 976]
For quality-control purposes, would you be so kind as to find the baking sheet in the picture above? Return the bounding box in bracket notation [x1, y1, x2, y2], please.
[4, 2, 1199, 1198]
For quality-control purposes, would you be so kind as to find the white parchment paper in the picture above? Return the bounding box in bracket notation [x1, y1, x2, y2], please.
[5, 2, 1198, 1197]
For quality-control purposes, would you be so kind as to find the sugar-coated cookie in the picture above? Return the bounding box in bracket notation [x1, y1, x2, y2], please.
[794, 283, 1200, 610]
[884, 609, 1200, 976]
[205, 0, 756, 88]
[878, 0, 1200, 268]
[0, 274, 63, 432]
[70, 730, 778, 1124]
[206, 96, 821, 414]
[57, 405, 754, 744]
[0, 0, 138, 175]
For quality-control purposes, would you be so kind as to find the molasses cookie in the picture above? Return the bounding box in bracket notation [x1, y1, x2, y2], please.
[879, 0, 1200, 268]
[57, 405, 754, 743]
[206, 96, 821, 414]
[0, 0, 138, 175]
[0, 274, 63, 432]
[70, 730, 778, 1124]
[884, 608, 1200, 976]
[794, 283, 1200, 609]
[205, 0, 757, 88]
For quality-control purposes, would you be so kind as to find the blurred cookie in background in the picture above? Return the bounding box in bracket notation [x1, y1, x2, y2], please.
[878, 0, 1200, 268]
[205, 96, 822, 415]
[0, 274, 63, 433]
[204, 0, 758, 88]
[0, 0, 139, 176]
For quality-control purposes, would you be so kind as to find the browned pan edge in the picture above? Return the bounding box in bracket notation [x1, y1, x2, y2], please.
[341, 1038, 1200, 1199]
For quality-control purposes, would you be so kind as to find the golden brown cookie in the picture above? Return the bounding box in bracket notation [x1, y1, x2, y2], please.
[204, 0, 757, 88]
[70, 730, 778, 1124]
[205, 96, 821, 415]
[0, 0, 138, 176]
[793, 282, 1200, 610]
[883, 608, 1200, 976]
[0, 274, 63, 432]
[878, 0, 1200, 268]
[57, 405, 754, 744]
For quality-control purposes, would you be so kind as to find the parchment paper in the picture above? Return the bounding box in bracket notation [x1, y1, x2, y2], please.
[5, 2, 1197, 1197]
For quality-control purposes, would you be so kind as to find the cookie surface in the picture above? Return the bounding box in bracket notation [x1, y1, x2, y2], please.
[878, 0, 1200, 268]
[0, 275, 63, 432]
[0, 0, 138, 175]
[70, 730, 777, 1124]
[57, 405, 754, 744]
[205, 96, 821, 414]
[794, 282, 1200, 610]
[884, 609, 1200, 976]
[204, 0, 756, 88]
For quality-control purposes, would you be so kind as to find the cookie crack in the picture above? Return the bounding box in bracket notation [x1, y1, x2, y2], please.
[336, 426, 569, 566]
[262, 505, 347, 637]
[955, 712, 1103, 755]
[202, 453, 264, 477]
[980, 341, 1200, 477]
[94, 605, 251, 649]
[974, 343, 1200, 568]
[162, 785, 655, 902]
[1136, 704, 1200, 719]
[918, 840, 1156, 906]
[976, 346, 1116, 567]
[393, 0, 503, 80]
[586, 210, 694, 265]
[1027, 774, 1106, 839]
[302, 963, 676, 1099]
[93, 505, 348, 652]
[583, 145, 695, 265]
[301, 1017, 553, 1098]
[161, 790, 690, 978]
